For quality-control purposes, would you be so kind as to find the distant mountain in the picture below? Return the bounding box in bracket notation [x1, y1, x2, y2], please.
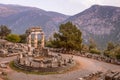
[0, 4, 120, 49]
[0, 4, 69, 38]
[65, 5, 120, 49]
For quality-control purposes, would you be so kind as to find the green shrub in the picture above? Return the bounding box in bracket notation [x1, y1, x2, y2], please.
[6, 34, 21, 43]
[45, 41, 53, 47]
[90, 48, 101, 54]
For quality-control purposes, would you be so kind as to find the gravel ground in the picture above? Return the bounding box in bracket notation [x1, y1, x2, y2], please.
[1, 55, 120, 80]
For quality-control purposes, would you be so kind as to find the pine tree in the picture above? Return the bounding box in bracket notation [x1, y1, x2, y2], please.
[0, 25, 11, 39]
[53, 22, 82, 52]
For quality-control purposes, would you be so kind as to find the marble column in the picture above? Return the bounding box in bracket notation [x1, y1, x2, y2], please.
[41, 33, 45, 48]
[34, 32, 38, 48]
[28, 34, 32, 55]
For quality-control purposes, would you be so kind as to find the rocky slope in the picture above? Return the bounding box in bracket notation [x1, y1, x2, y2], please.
[65, 5, 120, 48]
[0, 4, 69, 38]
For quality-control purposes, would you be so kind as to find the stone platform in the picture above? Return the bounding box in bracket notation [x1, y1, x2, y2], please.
[14, 59, 75, 73]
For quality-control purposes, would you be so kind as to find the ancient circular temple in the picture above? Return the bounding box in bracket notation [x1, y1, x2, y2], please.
[14, 27, 75, 73]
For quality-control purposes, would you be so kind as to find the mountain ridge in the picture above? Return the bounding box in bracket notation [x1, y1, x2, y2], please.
[0, 4, 120, 48]
[65, 5, 120, 48]
[0, 4, 69, 38]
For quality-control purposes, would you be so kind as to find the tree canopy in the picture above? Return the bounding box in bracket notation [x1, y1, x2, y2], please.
[88, 38, 97, 50]
[88, 38, 101, 54]
[0, 25, 11, 39]
[19, 34, 27, 43]
[104, 42, 120, 59]
[52, 22, 82, 51]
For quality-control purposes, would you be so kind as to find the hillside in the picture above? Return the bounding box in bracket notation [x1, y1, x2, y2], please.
[65, 5, 120, 49]
[0, 4, 120, 48]
[0, 4, 69, 38]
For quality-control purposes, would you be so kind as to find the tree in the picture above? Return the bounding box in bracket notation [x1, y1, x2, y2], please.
[88, 38, 97, 50]
[104, 42, 114, 56]
[114, 46, 120, 59]
[52, 22, 82, 52]
[82, 44, 89, 52]
[88, 38, 101, 54]
[6, 34, 21, 43]
[0, 25, 11, 39]
[107, 42, 115, 51]
[104, 42, 120, 59]
[19, 34, 27, 43]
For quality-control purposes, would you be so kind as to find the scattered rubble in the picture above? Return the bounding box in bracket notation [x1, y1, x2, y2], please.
[0, 39, 28, 57]
[78, 70, 120, 80]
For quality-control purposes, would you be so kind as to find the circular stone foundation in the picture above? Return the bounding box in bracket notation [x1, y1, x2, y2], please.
[13, 52, 76, 73]
[13, 60, 76, 73]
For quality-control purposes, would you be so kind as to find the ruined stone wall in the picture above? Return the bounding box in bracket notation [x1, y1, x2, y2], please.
[14, 60, 75, 73]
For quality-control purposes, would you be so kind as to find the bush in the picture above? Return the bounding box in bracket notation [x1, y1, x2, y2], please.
[90, 48, 101, 54]
[6, 34, 21, 43]
[45, 41, 53, 47]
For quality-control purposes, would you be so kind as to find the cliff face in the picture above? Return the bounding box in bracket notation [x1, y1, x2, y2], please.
[0, 4, 69, 38]
[65, 5, 120, 48]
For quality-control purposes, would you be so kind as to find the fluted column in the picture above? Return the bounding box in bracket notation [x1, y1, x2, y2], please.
[34, 32, 38, 48]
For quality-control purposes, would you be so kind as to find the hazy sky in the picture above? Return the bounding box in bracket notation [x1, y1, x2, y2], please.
[0, 0, 120, 15]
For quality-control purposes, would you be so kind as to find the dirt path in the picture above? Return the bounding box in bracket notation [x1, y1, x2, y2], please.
[2, 55, 120, 80]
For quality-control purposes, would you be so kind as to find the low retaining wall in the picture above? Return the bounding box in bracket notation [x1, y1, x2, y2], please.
[49, 48, 120, 65]
[77, 53, 120, 65]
